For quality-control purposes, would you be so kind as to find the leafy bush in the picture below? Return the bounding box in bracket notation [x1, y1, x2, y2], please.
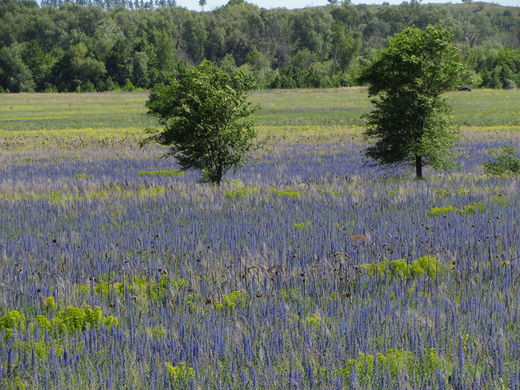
[1, 303, 118, 342]
[483, 146, 520, 176]
[165, 362, 195, 387]
[361, 256, 447, 280]
[339, 348, 450, 388]
[36, 305, 118, 336]
[428, 205, 458, 216]
[81, 274, 179, 305]
[215, 290, 248, 311]
[427, 202, 484, 216]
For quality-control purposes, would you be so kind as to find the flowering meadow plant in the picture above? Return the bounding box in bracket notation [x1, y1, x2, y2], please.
[0, 91, 519, 389]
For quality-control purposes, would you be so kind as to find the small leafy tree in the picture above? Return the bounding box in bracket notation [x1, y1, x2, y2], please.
[145, 60, 259, 186]
[359, 25, 467, 178]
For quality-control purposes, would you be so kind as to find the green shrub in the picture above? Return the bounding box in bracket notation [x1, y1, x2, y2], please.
[427, 205, 457, 216]
[40, 305, 118, 336]
[339, 348, 450, 387]
[165, 362, 195, 387]
[360, 256, 447, 280]
[428, 202, 484, 216]
[0, 310, 26, 340]
[86, 274, 173, 305]
[215, 290, 248, 311]
[459, 201, 483, 214]
[483, 146, 520, 176]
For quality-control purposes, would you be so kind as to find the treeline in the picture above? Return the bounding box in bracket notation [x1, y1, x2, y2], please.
[0, 0, 519, 92]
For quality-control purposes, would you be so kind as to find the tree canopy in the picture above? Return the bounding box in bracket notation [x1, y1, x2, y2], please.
[360, 25, 467, 178]
[0, 0, 518, 92]
[146, 60, 258, 185]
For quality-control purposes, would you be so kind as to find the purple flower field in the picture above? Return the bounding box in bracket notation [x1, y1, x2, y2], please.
[0, 129, 519, 389]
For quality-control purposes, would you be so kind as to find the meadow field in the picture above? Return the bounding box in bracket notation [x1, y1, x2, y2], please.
[0, 88, 519, 389]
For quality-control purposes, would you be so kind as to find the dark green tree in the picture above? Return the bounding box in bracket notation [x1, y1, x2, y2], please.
[145, 60, 259, 186]
[359, 25, 467, 178]
[0, 43, 35, 92]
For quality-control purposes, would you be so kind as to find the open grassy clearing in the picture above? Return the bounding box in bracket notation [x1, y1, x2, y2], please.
[1, 88, 519, 131]
[0, 89, 519, 388]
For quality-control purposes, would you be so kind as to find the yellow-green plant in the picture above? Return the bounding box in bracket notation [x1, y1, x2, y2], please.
[138, 170, 185, 176]
[427, 205, 457, 216]
[165, 362, 195, 387]
[361, 256, 447, 280]
[215, 290, 248, 311]
[339, 348, 450, 387]
[225, 181, 260, 199]
[0, 310, 26, 340]
[305, 313, 322, 328]
[84, 274, 177, 305]
[428, 201, 484, 216]
[272, 189, 301, 198]
[36, 304, 118, 336]
[293, 221, 311, 230]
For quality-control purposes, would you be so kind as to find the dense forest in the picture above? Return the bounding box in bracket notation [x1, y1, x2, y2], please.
[0, 0, 519, 92]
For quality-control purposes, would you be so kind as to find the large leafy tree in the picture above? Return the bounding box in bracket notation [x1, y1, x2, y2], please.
[146, 60, 259, 186]
[359, 25, 467, 178]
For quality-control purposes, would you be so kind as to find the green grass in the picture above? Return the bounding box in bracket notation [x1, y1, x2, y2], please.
[0, 88, 519, 150]
[1, 88, 519, 131]
[138, 170, 185, 176]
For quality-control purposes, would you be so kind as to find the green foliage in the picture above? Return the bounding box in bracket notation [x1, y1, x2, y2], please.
[492, 193, 508, 206]
[145, 325, 168, 339]
[272, 189, 301, 198]
[360, 25, 467, 178]
[38, 305, 119, 336]
[165, 362, 195, 387]
[483, 146, 520, 177]
[225, 186, 259, 199]
[435, 188, 450, 196]
[146, 60, 259, 185]
[0, 310, 26, 330]
[44, 296, 57, 312]
[427, 205, 458, 216]
[138, 170, 185, 176]
[74, 173, 94, 179]
[0, 43, 35, 92]
[1, 303, 117, 343]
[224, 180, 259, 199]
[427, 201, 484, 216]
[2, 376, 28, 390]
[0, 2, 518, 92]
[0, 310, 26, 340]
[215, 290, 248, 311]
[84, 274, 175, 305]
[340, 348, 450, 387]
[361, 256, 448, 280]
[305, 313, 322, 328]
[12, 340, 50, 360]
[460, 201, 483, 214]
[293, 221, 311, 230]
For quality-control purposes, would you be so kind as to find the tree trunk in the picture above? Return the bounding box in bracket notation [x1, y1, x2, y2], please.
[215, 164, 223, 187]
[415, 155, 423, 179]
